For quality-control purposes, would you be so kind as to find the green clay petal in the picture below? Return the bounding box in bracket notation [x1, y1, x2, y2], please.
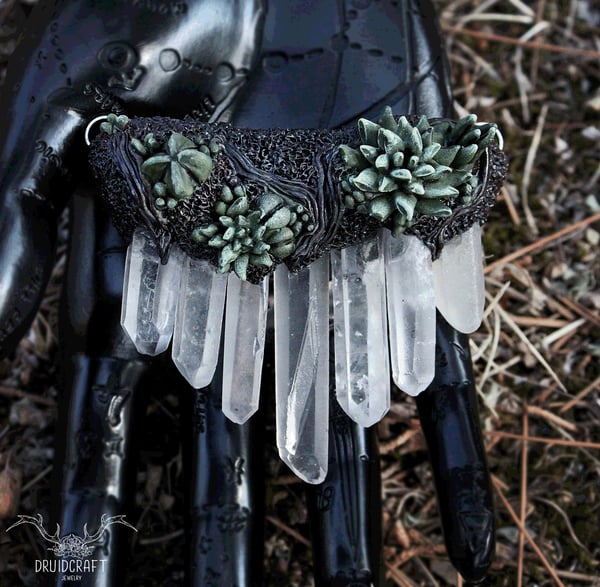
[393, 192, 417, 221]
[339, 145, 367, 169]
[226, 197, 250, 217]
[270, 242, 295, 258]
[449, 114, 477, 142]
[461, 127, 482, 146]
[359, 145, 379, 164]
[415, 200, 453, 216]
[250, 252, 273, 267]
[452, 144, 478, 167]
[257, 192, 284, 215]
[377, 128, 403, 155]
[267, 226, 294, 244]
[392, 151, 405, 168]
[219, 245, 238, 267]
[422, 143, 441, 161]
[208, 235, 227, 248]
[413, 164, 435, 178]
[377, 106, 398, 132]
[167, 132, 196, 156]
[141, 155, 170, 181]
[168, 161, 194, 199]
[222, 227, 236, 241]
[422, 183, 460, 198]
[406, 181, 425, 195]
[351, 168, 379, 191]
[390, 168, 412, 181]
[378, 175, 397, 192]
[199, 224, 219, 237]
[368, 196, 395, 221]
[358, 118, 381, 145]
[178, 149, 213, 183]
[416, 115, 430, 134]
[265, 207, 292, 230]
[433, 145, 460, 167]
[375, 153, 389, 171]
[234, 254, 249, 281]
[409, 127, 423, 156]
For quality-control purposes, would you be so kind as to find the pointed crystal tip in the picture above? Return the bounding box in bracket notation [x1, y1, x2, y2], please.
[384, 232, 436, 398]
[280, 449, 327, 484]
[171, 256, 227, 389]
[121, 229, 182, 356]
[433, 224, 485, 334]
[221, 275, 269, 425]
[331, 236, 391, 428]
[395, 372, 434, 396]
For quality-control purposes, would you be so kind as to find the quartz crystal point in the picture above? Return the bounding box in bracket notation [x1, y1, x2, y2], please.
[171, 256, 227, 388]
[121, 228, 183, 356]
[274, 257, 329, 484]
[384, 232, 436, 396]
[221, 274, 269, 424]
[432, 224, 485, 334]
[331, 237, 390, 427]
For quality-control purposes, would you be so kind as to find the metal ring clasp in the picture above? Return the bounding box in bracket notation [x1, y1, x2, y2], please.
[84, 115, 109, 146]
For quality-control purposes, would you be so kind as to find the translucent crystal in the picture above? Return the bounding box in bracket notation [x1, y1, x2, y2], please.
[384, 232, 436, 396]
[121, 228, 183, 356]
[432, 224, 485, 333]
[331, 236, 390, 427]
[274, 257, 329, 484]
[221, 275, 269, 424]
[171, 256, 227, 388]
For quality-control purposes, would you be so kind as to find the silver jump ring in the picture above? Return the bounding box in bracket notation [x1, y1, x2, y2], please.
[494, 127, 504, 150]
[84, 115, 110, 146]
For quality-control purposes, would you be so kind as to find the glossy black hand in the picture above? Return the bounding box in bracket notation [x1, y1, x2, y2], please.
[0, 0, 265, 358]
[417, 314, 495, 585]
[0, 2, 266, 586]
[0, 1, 496, 586]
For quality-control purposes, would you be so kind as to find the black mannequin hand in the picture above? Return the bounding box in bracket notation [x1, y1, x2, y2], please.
[1, 1, 495, 586]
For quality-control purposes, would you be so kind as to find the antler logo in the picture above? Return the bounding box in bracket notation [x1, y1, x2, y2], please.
[7, 514, 137, 559]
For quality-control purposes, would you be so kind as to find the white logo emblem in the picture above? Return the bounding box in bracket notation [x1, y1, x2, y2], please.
[7, 514, 137, 559]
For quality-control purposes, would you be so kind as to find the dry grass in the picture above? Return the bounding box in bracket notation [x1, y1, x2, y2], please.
[1, 1, 599, 585]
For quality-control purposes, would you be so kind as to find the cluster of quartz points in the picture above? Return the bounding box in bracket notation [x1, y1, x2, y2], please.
[121, 225, 485, 483]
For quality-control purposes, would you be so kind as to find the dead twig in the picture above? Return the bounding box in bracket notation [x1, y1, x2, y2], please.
[527, 405, 578, 433]
[444, 26, 600, 60]
[559, 376, 600, 414]
[492, 475, 566, 587]
[517, 407, 529, 587]
[520, 104, 547, 234]
[484, 430, 600, 450]
[0, 386, 55, 408]
[265, 515, 311, 547]
[385, 562, 419, 587]
[484, 213, 600, 274]
[556, 295, 600, 328]
[485, 292, 566, 392]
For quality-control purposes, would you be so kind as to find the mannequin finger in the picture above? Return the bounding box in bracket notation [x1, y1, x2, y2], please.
[180, 353, 265, 587]
[416, 313, 495, 584]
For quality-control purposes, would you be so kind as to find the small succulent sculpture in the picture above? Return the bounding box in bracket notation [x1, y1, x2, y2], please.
[99, 113, 130, 135]
[138, 132, 216, 207]
[191, 186, 310, 280]
[339, 107, 497, 236]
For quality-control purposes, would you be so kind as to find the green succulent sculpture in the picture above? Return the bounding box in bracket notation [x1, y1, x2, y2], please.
[140, 132, 215, 207]
[99, 113, 130, 135]
[191, 186, 310, 280]
[339, 107, 497, 236]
